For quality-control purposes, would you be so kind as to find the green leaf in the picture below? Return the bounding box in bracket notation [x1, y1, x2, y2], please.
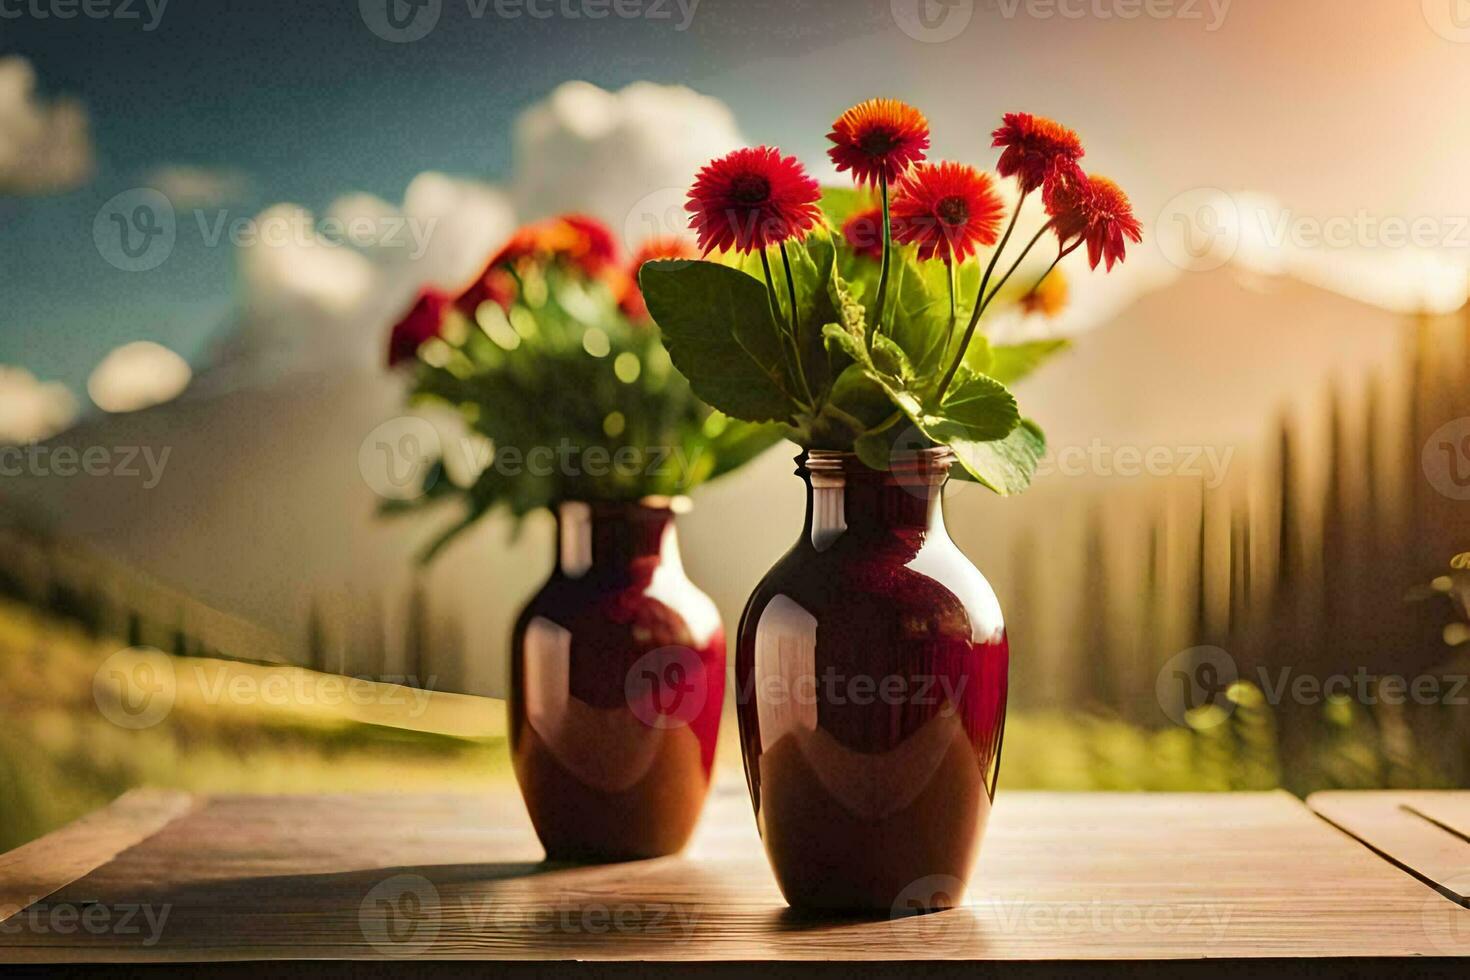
[787, 231, 838, 395]
[932, 374, 1019, 442]
[819, 185, 875, 228]
[886, 257, 952, 377]
[822, 321, 869, 368]
[640, 259, 795, 424]
[853, 431, 892, 471]
[983, 340, 1072, 386]
[948, 419, 1047, 495]
[827, 364, 894, 431]
[871, 334, 912, 381]
[829, 266, 866, 341]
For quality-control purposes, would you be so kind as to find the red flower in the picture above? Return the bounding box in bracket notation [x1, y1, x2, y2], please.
[388, 288, 452, 368]
[841, 207, 885, 261]
[622, 236, 698, 319]
[890, 162, 1005, 263]
[992, 112, 1085, 194]
[559, 213, 620, 275]
[1044, 173, 1143, 271]
[685, 146, 822, 254]
[827, 98, 930, 189]
[455, 215, 623, 315]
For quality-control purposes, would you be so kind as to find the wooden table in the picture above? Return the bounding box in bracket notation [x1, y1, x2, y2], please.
[0, 784, 1466, 976]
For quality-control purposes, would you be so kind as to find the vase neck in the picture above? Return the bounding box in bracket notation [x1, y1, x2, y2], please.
[798, 450, 952, 551]
[555, 500, 682, 583]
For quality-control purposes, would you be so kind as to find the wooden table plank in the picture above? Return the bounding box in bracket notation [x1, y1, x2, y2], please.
[0, 789, 195, 928]
[1308, 791, 1470, 904]
[0, 786, 1465, 964]
[1403, 794, 1470, 844]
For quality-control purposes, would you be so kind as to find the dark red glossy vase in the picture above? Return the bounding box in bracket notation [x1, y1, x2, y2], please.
[509, 500, 725, 862]
[735, 449, 1009, 910]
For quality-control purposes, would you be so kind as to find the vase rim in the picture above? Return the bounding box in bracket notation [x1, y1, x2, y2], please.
[798, 446, 956, 481]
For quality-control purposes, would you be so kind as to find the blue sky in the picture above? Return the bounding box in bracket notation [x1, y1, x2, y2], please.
[2, 0, 860, 390]
[5, 0, 1470, 398]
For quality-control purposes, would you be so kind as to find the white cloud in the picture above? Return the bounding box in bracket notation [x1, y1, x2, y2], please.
[87, 341, 193, 413]
[216, 175, 516, 378]
[513, 80, 743, 248]
[0, 57, 93, 195]
[238, 203, 380, 320]
[145, 165, 249, 209]
[0, 366, 78, 444]
[398, 171, 517, 290]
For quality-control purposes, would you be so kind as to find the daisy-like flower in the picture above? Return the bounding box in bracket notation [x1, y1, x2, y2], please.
[992, 112, 1085, 194]
[1021, 269, 1068, 317]
[622, 236, 698, 319]
[827, 98, 930, 188]
[841, 207, 885, 261]
[559, 214, 621, 275]
[388, 288, 452, 367]
[686, 146, 822, 255]
[1044, 173, 1143, 271]
[890, 162, 1005, 263]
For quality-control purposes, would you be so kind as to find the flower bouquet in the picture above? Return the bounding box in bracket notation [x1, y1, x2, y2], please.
[386, 214, 781, 557]
[384, 214, 782, 862]
[639, 101, 1142, 489]
[637, 100, 1142, 908]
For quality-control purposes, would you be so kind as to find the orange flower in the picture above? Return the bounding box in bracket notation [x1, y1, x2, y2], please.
[841, 207, 885, 261]
[387, 288, 452, 367]
[1044, 173, 1143, 271]
[686, 146, 822, 254]
[1021, 269, 1068, 317]
[992, 112, 1085, 194]
[630, 235, 697, 273]
[827, 98, 930, 189]
[890, 162, 1005, 263]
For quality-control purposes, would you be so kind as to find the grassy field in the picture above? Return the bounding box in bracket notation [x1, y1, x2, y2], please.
[0, 598, 1442, 852]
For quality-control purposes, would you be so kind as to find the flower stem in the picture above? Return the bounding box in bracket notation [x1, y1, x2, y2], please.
[779, 241, 815, 404]
[935, 217, 1054, 401]
[871, 172, 892, 350]
[978, 223, 1052, 311]
[762, 246, 811, 405]
[974, 189, 1027, 323]
[944, 255, 958, 355]
[1023, 241, 1078, 299]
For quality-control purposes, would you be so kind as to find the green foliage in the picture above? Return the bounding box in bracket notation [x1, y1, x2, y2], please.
[396, 264, 784, 559]
[639, 260, 794, 422]
[638, 194, 1073, 495]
